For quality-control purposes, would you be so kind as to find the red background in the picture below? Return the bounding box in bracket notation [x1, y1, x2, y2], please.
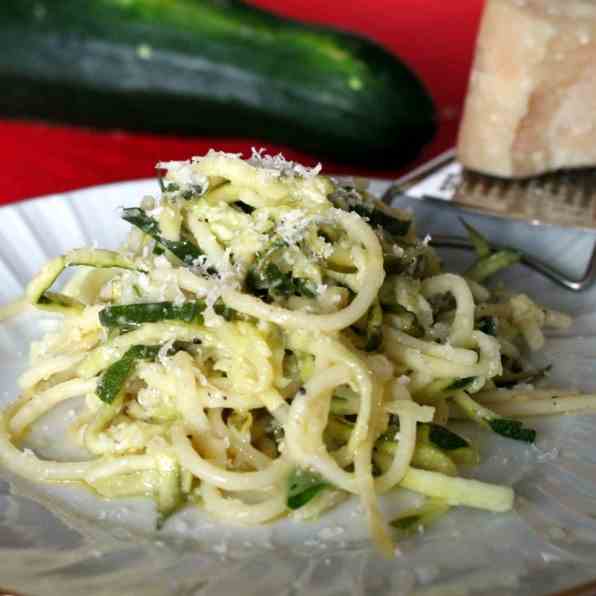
[0, 0, 485, 204]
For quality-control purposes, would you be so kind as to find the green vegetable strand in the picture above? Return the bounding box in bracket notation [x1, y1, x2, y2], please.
[453, 391, 536, 444]
[460, 219, 520, 282]
[122, 207, 203, 265]
[97, 344, 161, 404]
[99, 301, 206, 329]
[487, 419, 537, 443]
[246, 262, 316, 299]
[287, 468, 329, 509]
[466, 250, 521, 283]
[426, 423, 469, 451]
[460, 219, 491, 258]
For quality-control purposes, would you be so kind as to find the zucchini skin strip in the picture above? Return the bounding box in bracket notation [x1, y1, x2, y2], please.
[453, 391, 536, 443]
[287, 468, 329, 510]
[99, 301, 206, 329]
[97, 344, 161, 404]
[466, 250, 521, 283]
[122, 208, 203, 265]
[26, 248, 146, 314]
[460, 219, 520, 283]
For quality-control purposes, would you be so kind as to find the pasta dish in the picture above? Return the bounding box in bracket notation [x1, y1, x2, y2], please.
[0, 150, 593, 556]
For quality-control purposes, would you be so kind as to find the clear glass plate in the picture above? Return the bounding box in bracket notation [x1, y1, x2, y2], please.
[1, 179, 595, 596]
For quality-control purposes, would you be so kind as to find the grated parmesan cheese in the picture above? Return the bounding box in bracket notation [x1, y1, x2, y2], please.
[249, 147, 322, 178]
[191, 249, 242, 327]
[276, 209, 320, 246]
[156, 160, 209, 197]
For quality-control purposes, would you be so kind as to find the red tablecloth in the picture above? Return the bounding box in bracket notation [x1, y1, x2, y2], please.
[0, 1, 484, 204]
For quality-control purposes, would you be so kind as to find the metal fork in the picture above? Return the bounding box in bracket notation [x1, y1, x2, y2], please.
[429, 233, 596, 292]
[382, 151, 596, 292]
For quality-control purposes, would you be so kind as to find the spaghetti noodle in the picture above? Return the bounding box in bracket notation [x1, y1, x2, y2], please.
[0, 150, 592, 556]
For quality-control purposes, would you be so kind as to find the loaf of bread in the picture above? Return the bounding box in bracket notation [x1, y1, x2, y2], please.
[457, 0, 596, 178]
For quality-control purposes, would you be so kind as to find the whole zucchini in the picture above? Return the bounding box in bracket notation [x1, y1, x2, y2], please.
[0, 0, 436, 166]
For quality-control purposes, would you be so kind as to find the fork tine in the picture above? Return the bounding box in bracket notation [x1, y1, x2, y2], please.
[384, 149, 596, 292]
[429, 236, 596, 292]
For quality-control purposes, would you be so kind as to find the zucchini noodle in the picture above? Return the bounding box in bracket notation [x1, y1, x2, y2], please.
[0, 149, 592, 556]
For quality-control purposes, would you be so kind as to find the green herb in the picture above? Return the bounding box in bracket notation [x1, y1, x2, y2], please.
[287, 468, 329, 510]
[99, 301, 206, 329]
[97, 344, 161, 404]
[477, 316, 497, 336]
[122, 207, 203, 266]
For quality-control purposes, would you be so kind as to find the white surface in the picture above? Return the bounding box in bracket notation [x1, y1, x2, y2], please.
[1, 179, 596, 596]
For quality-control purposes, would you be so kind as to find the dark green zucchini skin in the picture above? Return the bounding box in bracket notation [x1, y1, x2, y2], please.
[0, 0, 436, 166]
